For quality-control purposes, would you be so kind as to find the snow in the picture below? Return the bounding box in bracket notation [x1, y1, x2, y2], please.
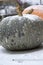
[0, 43, 43, 65]
[21, 0, 40, 4]
[23, 14, 41, 21]
[0, 6, 17, 16]
[0, 9, 5, 15]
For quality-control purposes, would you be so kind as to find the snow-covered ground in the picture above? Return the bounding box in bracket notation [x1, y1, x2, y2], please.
[0, 43, 43, 65]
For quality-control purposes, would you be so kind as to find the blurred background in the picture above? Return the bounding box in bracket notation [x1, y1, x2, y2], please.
[0, 0, 43, 21]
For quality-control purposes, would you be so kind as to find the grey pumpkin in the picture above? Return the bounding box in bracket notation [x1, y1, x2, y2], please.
[0, 14, 43, 50]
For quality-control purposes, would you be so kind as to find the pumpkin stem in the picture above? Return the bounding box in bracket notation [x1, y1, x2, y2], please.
[27, 9, 34, 14]
[14, 0, 23, 16]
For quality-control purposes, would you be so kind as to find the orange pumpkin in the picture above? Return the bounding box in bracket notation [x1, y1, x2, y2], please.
[22, 5, 43, 19]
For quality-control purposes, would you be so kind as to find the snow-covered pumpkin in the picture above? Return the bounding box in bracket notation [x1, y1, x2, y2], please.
[0, 14, 43, 50]
[0, 1, 43, 50]
[22, 5, 43, 20]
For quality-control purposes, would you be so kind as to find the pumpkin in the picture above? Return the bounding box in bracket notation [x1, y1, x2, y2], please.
[22, 5, 43, 20]
[0, 1, 43, 50]
[0, 14, 43, 50]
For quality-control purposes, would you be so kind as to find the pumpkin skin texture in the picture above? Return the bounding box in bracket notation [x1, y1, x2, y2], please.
[22, 5, 43, 20]
[0, 14, 43, 50]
